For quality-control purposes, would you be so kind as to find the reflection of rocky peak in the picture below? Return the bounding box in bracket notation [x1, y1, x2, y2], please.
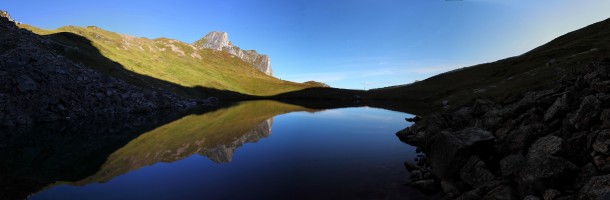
[204, 118, 273, 163]
[133, 117, 273, 164]
[193, 31, 272, 76]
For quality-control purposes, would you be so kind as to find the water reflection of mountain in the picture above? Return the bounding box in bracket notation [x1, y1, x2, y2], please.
[72, 101, 311, 186]
[0, 100, 316, 199]
[205, 118, 273, 163]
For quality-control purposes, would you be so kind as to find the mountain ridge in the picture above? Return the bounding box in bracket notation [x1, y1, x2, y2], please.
[193, 31, 273, 76]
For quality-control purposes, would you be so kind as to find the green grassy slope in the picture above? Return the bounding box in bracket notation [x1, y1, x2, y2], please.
[367, 17, 610, 111]
[19, 24, 317, 98]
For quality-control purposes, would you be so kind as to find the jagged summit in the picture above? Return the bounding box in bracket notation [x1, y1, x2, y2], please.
[194, 31, 273, 76]
[195, 31, 231, 51]
[0, 10, 15, 23]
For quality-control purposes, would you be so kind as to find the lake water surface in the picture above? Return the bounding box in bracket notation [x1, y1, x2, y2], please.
[2, 100, 424, 199]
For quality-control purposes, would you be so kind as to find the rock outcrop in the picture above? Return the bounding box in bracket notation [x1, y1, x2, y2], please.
[193, 31, 273, 76]
[400, 59, 610, 199]
[0, 15, 195, 126]
[0, 10, 15, 23]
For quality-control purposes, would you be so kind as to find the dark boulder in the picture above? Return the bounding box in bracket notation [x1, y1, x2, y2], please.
[406, 115, 422, 122]
[495, 119, 517, 140]
[518, 135, 577, 193]
[543, 189, 561, 200]
[482, 109, 505, 130]
[524, 195, 542, 200]
[592, 155, 610, 173]
[592, 129, 610, 154]
[441, 180, 462, 198]
[428, 128, 495, 179]
[565, 132, 596, 166]
[579, 175, 610, 200]
[513, 90, 554, 113]
[16, 75, 38, 92]
[574, 163, 599, 189]
[482, 185, 519, 200]
[601, 109, 610, 129]
[405, 161, 422, 172]
[460, 156, 496, 188]
[409, 179, 438, 194]
[545, 94, 568, 122]
[591, 81, 610, 93]
[472, 99, 498, 117]
[495, 122, 546, 155]
[410, 170, 424, 180]
[519, 154, 577, 193]
[456, 190, 483, 200]
[500, 154, 525, 177]
[453, 107, 475, 127]
[397, 113, 449, 146]
[527, 135, 563, 157]
[570, 95, 601, 130]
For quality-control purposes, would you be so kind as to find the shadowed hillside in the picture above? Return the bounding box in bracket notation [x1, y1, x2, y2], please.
[0, 15, 196, 126]
[367, 17, 610, 113]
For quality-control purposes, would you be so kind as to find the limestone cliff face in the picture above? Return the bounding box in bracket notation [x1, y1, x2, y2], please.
[193, 31, 272, 76]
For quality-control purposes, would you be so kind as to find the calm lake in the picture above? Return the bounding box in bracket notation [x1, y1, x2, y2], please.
[1, 100, 425, 200]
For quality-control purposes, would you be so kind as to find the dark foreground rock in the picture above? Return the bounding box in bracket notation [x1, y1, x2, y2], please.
[399, 59, 610, 199]
[0, 15, 195, 126]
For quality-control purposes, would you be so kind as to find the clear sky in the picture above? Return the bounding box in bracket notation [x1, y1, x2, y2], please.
[3, 0, 610, 89]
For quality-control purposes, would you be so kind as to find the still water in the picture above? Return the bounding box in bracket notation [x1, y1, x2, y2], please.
[1, 100, 424, 199]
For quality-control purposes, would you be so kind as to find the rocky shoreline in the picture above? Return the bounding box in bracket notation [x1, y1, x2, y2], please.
[0, 16, 196, 126]
[399, 59, 610, 199]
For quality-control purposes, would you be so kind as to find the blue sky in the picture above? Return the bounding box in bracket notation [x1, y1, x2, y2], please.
[4, 0, 610, 89]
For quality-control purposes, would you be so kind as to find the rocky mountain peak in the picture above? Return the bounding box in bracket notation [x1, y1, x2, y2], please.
[199, 31, 231, 51]
[0, 10, 15, 22]
[193, 31, 273, 76]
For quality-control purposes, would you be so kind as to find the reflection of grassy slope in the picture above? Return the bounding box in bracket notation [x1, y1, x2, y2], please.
[19, 24, 314, 97]
[71, 100, 316, 185]
[0, 109, 190, 200]
[368, 17, 610, 111]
